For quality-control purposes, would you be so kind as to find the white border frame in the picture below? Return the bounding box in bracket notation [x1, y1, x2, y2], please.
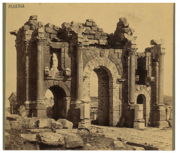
[0, 0, 178, 153]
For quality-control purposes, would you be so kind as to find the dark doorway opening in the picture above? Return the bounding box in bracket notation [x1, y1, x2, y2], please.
[45, 85, 66, 120]
[90, 66, 112, 126]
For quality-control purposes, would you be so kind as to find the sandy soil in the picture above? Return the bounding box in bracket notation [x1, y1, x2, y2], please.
[94, 125, 173, 150]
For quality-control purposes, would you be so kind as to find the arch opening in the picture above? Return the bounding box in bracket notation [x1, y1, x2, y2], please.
[136, 94, 147, 125]
[137, 94, 146, 104]
[90, 66, 113, 126]
[44, 85, 67, 120]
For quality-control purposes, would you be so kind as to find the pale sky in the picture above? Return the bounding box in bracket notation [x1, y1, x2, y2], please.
[5, 3, 174, 103]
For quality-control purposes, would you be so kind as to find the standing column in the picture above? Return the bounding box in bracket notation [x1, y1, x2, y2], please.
[129, 50, 136, 104]
[76, 46, 84, 104]
[155, 62, 159, 105]
[158, 51, 165, 105]
[155, 47, 168, 127]
[75, 46, 90, 127]
[24, 41, 30, 104]
[36, 37, 46, 118]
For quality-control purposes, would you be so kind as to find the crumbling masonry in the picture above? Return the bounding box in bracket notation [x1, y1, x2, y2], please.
[10, 15, 169, 128]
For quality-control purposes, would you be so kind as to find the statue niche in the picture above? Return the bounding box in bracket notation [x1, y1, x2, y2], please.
[50, 52, 59, 78]
[51, 53, 59, 72]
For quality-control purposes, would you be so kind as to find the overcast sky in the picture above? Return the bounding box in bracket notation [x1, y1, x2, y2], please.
[5, 3, 174, 103]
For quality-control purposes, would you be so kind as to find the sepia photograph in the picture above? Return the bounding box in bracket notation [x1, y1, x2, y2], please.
[3, 3, 174, 150]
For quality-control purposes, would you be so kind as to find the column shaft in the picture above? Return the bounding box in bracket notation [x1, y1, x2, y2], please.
[37, 40, 44, 102]
[25, 41, 29, 103]
[76, 46, 84, 102]
[129, 51, 136, 104]
[155, 62, 159, 105]
[158, 52, 165, 105]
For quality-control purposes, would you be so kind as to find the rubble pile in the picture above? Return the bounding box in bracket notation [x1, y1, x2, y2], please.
[60, 19, 108, 46]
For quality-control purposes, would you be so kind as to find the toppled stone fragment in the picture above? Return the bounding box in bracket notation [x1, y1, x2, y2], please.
[21, 134, 37, 142]
[37, 132, 65, 146]
[64, 134, 84, 149]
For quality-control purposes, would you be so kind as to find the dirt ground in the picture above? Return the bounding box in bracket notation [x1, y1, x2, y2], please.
[4, 125, 173, 150]
[96, 125, 173, 150]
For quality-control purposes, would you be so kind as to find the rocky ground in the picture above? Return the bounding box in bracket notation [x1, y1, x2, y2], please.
[4, 114, 173, 150]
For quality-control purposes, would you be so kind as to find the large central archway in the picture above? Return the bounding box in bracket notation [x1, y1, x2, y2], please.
[83, 57, 121, 126]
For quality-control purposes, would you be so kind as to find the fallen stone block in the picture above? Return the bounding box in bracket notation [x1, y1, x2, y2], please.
[22, 117, 39, 129]
[64, 134, 84, 149]
[21, 134, 37, 142]
[113, 140, 133, 150]
[9, 120, 22, 130]
[6, 114, 21, 121]
[38, 118, 53, 129]
[37, 132, 65, 146]
[51, 120, 63, 129]
[57, 119, 73, 129]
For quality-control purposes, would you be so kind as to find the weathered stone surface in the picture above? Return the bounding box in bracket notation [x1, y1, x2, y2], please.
[4, 120, 11, 130]
[113, 140, 133, 150]
[22, 117, 39, 129]
[37, 132, 65, 146]
[38, 118, 52, 129]
[57, 119, 73, 129]
[64, 134, 84, 149]
[9, 120, 22, 130]
[18, 105, 28, 117]
[21, 134, 37, 142]
[6, 114, 21, 121]
[51, 120, 63, 129]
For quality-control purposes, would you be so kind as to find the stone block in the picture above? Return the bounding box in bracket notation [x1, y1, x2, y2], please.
[23, 25, 30, 31]
[38, 118, 52, 128]
[51, 120, 63, 129]
[64, 134, 84, 149]
[85, 21, 93, 27]
[57, 119, 73, 129]
[98, 39, 107, 45]
[9, 120, 22, 130]
[45, 27, 58, 34]
[37, 132, 65, 146]
[29, 15, 38, 20]
[134, 120, 145, 129]
[21, 134, 37, 142]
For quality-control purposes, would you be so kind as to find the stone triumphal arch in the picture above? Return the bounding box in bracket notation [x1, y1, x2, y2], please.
[11, 15, 169, 128]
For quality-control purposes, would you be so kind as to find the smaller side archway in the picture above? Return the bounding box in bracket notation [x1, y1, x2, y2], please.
[137, 94, 146, 104]
[44, 81, 71, 120]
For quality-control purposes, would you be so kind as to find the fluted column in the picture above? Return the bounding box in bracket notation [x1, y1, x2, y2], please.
[129, 50, 136, 104]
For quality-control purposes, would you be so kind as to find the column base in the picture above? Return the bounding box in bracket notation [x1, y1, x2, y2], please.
[36, 101, 47, 118]
[152, 104, 168, 128]
[78, 119, 91, 129]
[134, 119, 145, 129]
[154, 120, 169, 128]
